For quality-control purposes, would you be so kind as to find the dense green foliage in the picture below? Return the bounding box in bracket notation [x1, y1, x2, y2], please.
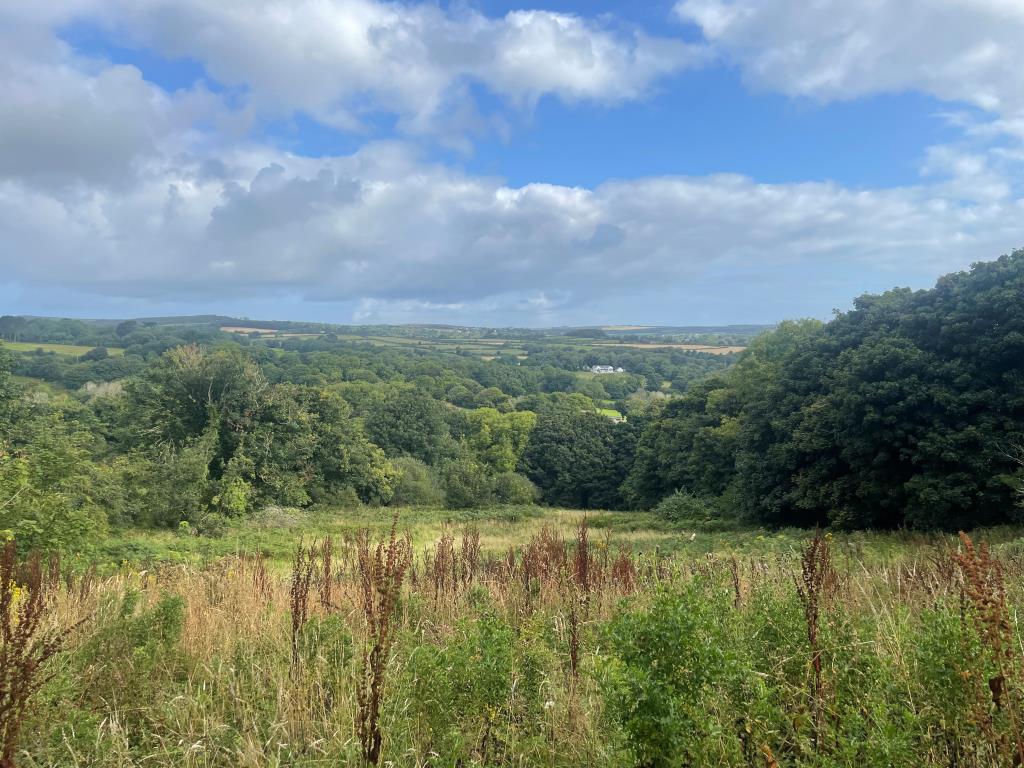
[0, 318, 661, 549]
[628, 250, 1024, 529]
[519, 402, 641, 509]
[3, 250, 1023, 545]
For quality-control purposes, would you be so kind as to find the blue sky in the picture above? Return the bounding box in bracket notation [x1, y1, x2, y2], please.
[2, 0, 1023, 326]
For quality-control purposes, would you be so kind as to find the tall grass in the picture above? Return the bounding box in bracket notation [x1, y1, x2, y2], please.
[0, 542, 77, 767]
[11, 524, 1024, 766]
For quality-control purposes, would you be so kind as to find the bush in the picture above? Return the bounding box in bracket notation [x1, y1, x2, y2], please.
[318, 484, 363, 509]
[193, 512, 229, 537]
[0, 412, 108, 553]
[601, 582, 735, 768]
[389, 457, 445, 507]
[653, 489, 737, 530]
[442, 458, 493, 509]
[213, 475, 253, 517]
[490, 472, 538, 505]
[136, 427, 216, 528]
[78, 346, 108, 362]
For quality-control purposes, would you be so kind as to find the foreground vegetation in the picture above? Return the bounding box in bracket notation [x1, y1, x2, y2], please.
[8, 517, 1024, 767]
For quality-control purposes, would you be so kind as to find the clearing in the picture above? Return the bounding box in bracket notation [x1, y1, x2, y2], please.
[94, 504, 1006, 570]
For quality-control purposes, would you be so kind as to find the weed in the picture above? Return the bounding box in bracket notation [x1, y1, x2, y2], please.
[355, 519, 412, 765]
[0, 543, 76, 768]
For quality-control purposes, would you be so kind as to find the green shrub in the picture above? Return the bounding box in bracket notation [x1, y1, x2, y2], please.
[601, 582, 735, 768]
[442, 457, 493, 509]
[319, 484, 363, 509]
[193, 511, 229, 537]
[0, 410, 108, 553]
[653, 489, 736, 530]
[389, 456, 445, 507]
[213, 474, 253, 517]
[490, 471, 538, 505]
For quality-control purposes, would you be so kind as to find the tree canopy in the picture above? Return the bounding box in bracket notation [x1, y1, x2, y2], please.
[629, 250, 1024, 529]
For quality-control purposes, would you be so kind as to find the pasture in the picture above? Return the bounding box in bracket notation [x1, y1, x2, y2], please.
[222, 325, 743, 360]
[0, 340, 125, 356]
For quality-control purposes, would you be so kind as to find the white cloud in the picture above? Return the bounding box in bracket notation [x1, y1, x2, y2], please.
[672, 0, 1024, 250]
[1, 1, 1024, 324]
[674, 0, 1024, 116]
[0, 5, 234, 191]
[3, 139, 1023, 321]
[67, 0, 702, 137]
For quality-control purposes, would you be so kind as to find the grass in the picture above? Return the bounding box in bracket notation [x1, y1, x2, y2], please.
[1, 341, 125, 356]
[331, 333, 531, 360]
[274, 329, 739, 360]
[94, 504, 1024, 570]
[16, 513, 1024, 767]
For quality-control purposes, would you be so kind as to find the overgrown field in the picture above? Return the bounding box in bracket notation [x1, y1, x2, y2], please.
[89, 505, 969, 570]
[9, 514, 1024, 767]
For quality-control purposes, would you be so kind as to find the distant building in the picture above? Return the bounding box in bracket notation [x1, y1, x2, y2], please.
[589, 365, 625, 374]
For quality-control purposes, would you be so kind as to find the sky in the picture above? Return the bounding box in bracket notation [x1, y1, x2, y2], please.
[2, 1, 1023, 327]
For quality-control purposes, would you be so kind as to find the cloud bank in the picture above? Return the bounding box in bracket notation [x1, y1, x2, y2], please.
[1, 1, 1023, 324]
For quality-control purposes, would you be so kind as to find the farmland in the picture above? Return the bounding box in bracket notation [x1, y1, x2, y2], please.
[595, 341, 746, 355]
[219, 325, 745, 360]
[0, 340, 124, 356]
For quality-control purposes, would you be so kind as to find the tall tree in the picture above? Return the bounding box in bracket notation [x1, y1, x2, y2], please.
[521, 409, 639, 509]
[363, 387, 453, 465]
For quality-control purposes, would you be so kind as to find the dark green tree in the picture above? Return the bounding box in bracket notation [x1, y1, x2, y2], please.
[520, 407, 638, 509]
[363, 387, 453, 465]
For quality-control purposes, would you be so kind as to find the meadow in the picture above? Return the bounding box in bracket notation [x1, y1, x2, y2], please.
[9, 508, 1024, 767]
[1, 341, 125, 356]
[220, 325, 740, 361]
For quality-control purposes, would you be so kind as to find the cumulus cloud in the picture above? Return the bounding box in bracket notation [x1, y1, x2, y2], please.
[675, 0, 1024, 113]
[57, 0, 702, 137]
[3, 138, 1023, 320]
[0, 5, 234, 191]
[2, 1, 1024, 324]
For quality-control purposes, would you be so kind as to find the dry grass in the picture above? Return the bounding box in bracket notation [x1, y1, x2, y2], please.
[15, 523, 1024, 766]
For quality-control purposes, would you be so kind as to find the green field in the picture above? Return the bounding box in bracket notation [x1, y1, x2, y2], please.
[100, 505, 681, 568]
[94, 504, 1015, 571]
[331, 333, 531, 359]
[1, 340, 125, 356]
[317, 330, 739, 361]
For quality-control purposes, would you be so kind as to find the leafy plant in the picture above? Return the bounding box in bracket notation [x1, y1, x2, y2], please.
[601, 581, 733, 767]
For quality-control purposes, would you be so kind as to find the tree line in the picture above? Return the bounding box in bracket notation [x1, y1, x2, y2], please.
[626, 249, 1024, 530]
[1, 249, 1022, 551]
